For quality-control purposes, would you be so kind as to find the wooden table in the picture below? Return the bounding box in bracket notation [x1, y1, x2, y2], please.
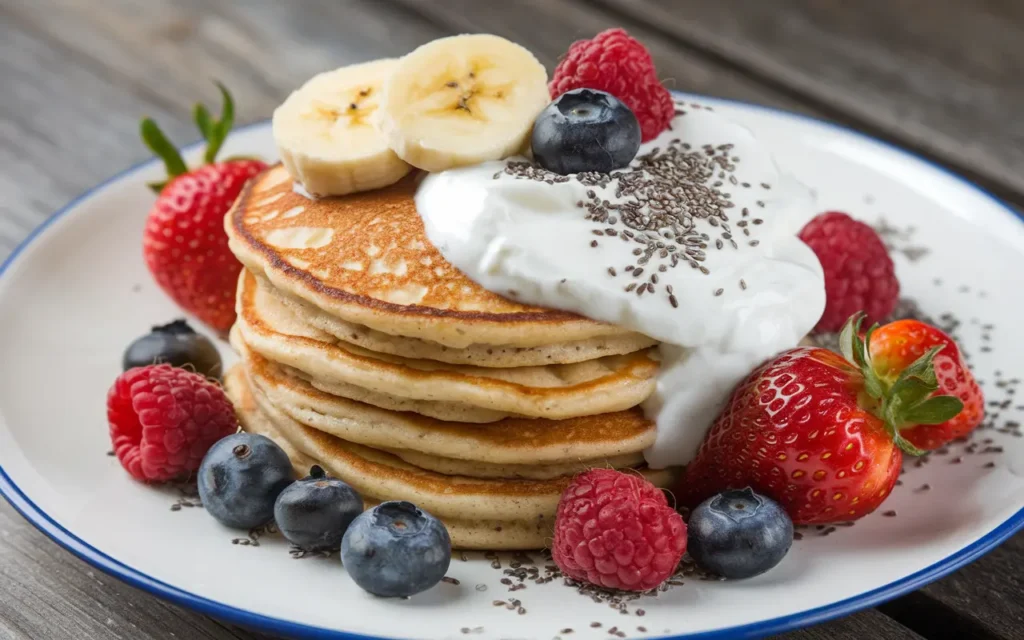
[1, 1, 1021, 638]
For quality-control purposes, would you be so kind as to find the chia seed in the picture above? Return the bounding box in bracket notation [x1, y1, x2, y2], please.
[501, 132, 766, 307]
[231, 522, 277, 547]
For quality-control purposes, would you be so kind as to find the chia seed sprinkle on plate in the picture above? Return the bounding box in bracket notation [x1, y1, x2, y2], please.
[231, 522, 277, 547]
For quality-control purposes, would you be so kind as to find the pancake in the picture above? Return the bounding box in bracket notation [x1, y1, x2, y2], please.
[229, 369, 552, 549]
[237, 338, 658, 465]
[270, 276, 657, 367]
[226, 366, 676, 523]
[383, 448, 643, 480]
[285, 361, 515, 424]
[236, 270, 659, 420]
[248, 331, 514, 424]
[226, 164, 646, 349]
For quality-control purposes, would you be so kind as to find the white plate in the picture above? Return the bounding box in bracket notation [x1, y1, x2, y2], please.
[1, 94, 1022, 640]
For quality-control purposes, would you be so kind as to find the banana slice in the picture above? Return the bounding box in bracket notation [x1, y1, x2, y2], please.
[273, 59, 412, 197]
[378, 34, 550, 172]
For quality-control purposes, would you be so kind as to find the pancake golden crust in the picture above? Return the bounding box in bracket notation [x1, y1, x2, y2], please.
[236, 270, 659, 419]
[226, 367, 679, 521]
[227, 369, 555, 549]
[270, 276, 658, 367]
[238, 341, 658, 464]
[226, 165, 638, 348]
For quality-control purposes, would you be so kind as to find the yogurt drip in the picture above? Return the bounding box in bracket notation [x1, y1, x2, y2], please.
[415, 103, 825, 468]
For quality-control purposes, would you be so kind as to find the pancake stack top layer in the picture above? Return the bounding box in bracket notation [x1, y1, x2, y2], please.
[224, 165, 676, 550]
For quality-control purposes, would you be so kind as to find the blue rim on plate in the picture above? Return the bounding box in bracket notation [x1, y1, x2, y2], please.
[1, 94, 1023, 640]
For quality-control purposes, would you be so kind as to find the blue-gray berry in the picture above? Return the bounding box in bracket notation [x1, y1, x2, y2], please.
[198, 433, 293, 529]
[687, 487, 793, 579]
[274, 465, 363, 551]
[341, 501, 451, 597]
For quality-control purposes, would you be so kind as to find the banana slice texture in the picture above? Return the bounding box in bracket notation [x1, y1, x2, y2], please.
[378, 34, 550, 172]
[273, 59, 412, 197]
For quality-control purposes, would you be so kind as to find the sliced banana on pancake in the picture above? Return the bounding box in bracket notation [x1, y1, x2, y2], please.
[272, 59, 412, 197]
[378, 34, 550, 172]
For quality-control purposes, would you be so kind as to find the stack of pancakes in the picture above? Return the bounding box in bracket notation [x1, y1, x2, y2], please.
[223, 165, 676, 549]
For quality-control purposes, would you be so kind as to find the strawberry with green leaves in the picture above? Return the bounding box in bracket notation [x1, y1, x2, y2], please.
[679, 313, 968, 525]
[868, 320, 984, 450]
[141, 84, 267, 333]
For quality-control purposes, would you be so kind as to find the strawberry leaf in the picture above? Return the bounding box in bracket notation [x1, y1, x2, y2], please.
[861, 322, 877, 369]
[838, 314, 859, 365]
[194, 103, 214, 141]
[839, 312, 965, 454]
[894, 345, 942, 388]
[890, 376, 937, 411]
[903, 395, 964, 425]
[863, 370, 887, 400]
[202, 82, 235, 164]
[140, 118, 187, 180]
[146, 179, 169, 194]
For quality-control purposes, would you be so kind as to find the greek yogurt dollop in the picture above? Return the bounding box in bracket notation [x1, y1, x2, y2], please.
[415, 103, 825, 468]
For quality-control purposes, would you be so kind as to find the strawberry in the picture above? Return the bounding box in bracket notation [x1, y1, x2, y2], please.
[868, 320, 984, 450]
[679, 313, 964, 525]
[140, 84, 267, 333]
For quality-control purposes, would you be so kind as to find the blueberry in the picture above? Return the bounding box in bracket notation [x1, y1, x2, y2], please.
[687, 488, 793, 579]
[198, 433, 293, 529]
[123, 319, 222, 378]
[341, 501, 451, 597]
[531, 88, 641, 175]
[274, 465, 363, 551]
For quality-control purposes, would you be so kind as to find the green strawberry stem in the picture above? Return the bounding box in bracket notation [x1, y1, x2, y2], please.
[140, 82, 236, 193]
[838, 313, 964, 456]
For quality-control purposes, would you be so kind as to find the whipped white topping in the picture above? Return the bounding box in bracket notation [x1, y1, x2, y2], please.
[415, 104, 825, 468]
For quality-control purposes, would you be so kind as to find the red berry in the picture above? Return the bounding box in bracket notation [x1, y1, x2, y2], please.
[869, 320, 984, 449]
[142, 159, 266, 333]
[550, 29, 674, 143]
[679, 314, 967, 524]
[552, 469, 686, 591]
[799, 211, 899, 332]
[679, 347, 903, 524]
[107, 364, 238, 483]
[139, 85, 266, 333]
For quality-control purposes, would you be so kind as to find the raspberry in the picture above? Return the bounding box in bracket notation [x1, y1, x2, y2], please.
[550, 29, 673, 142]
[552, 469, 686, 591]
[107, 364, 238, 482]
[799, 211, 899, 333]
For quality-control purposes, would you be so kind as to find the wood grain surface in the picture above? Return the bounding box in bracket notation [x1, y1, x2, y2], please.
[0, 1, 1019, 638]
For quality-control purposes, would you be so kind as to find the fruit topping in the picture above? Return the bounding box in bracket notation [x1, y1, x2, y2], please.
[552, 469, 686, 592]
[799, 211, 899, 332]
[341, 501, 451, 598]
[378, 34, 550, 172]
[550, 28, 674, 142]
[869, 319, 984, 450]
[532, 88, 641, 175]
[122, 319, 222, 378]
[197, 432, 293, 529]
[679, 313, 965, 524]
[686, 488, 793, 580]
[107, 364, 238, 483]
[274, 464, 363, 552]
[273, 60, 412, 197]
[140, 84, 267, 333]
